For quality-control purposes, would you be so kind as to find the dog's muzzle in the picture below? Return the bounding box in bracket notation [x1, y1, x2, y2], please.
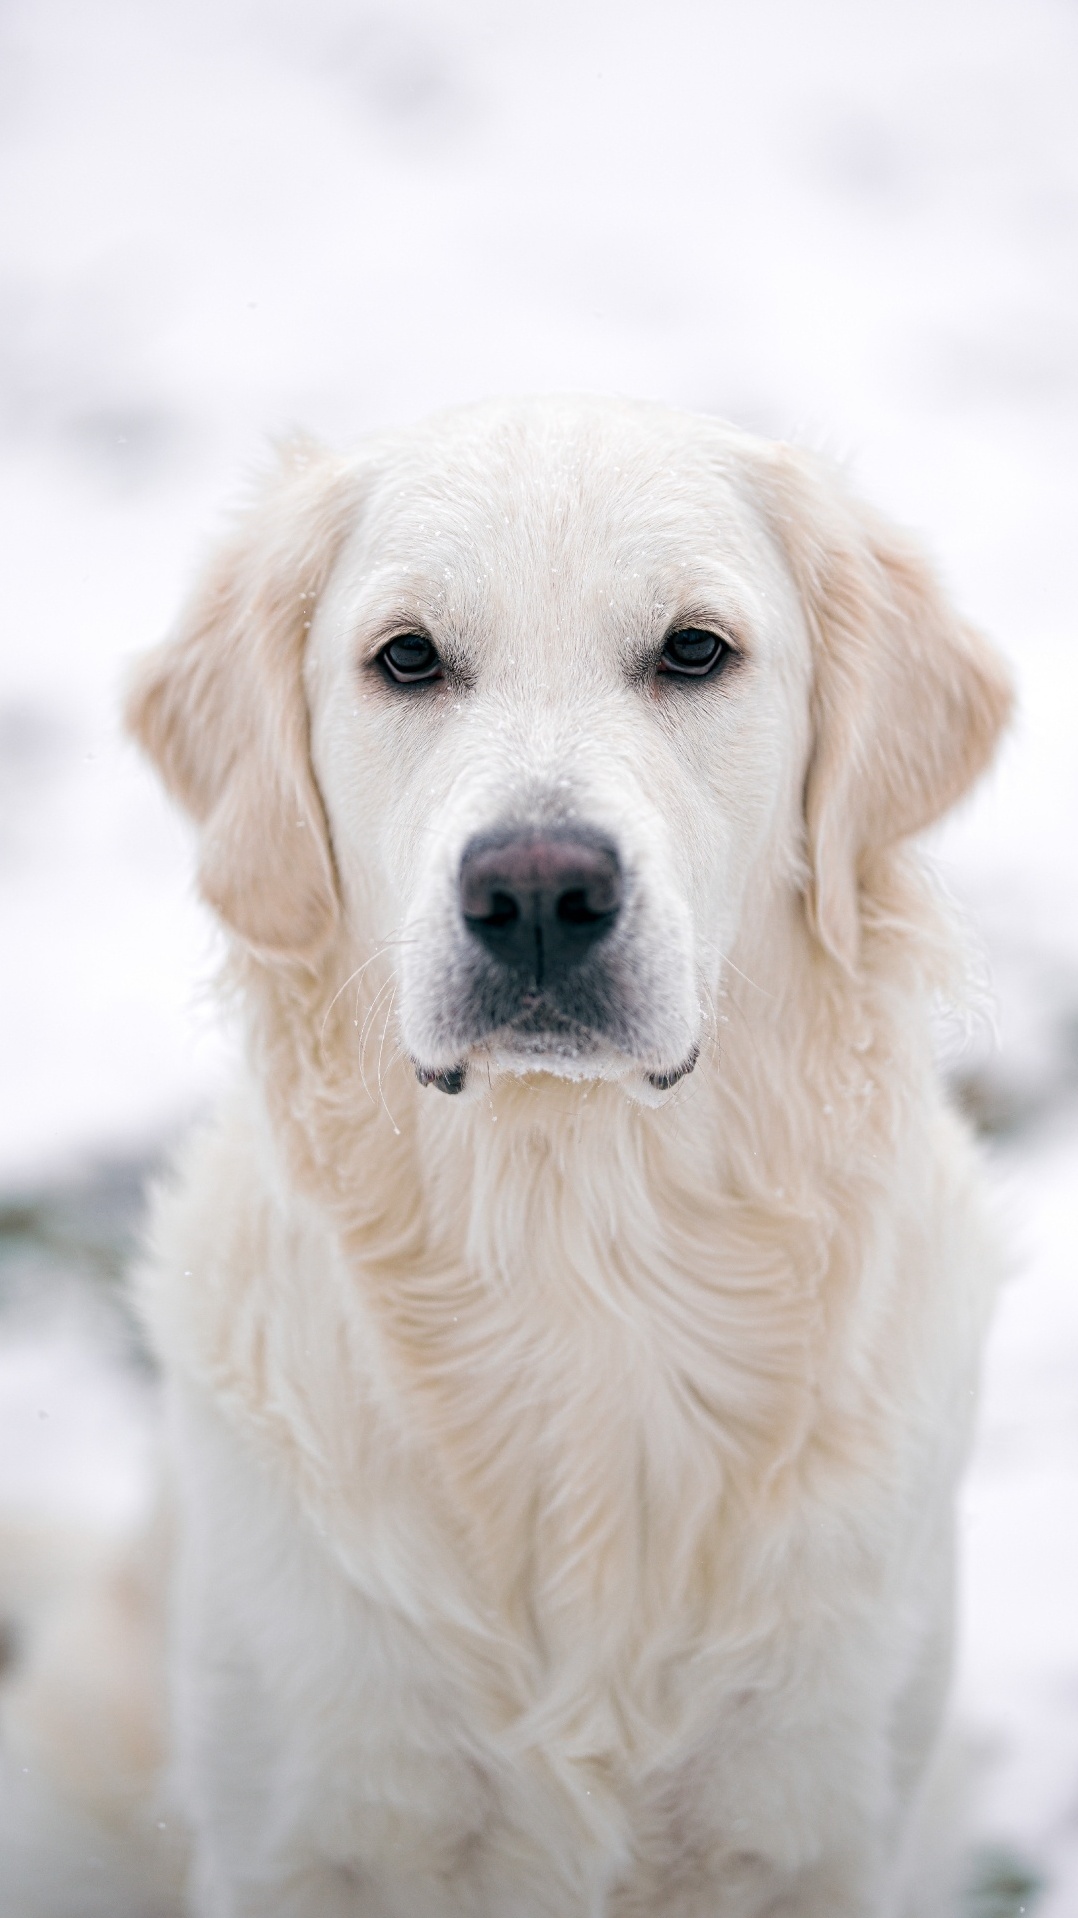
[410, 825, 697, 1096]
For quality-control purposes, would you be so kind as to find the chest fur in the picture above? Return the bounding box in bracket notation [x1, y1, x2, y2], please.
[147, 1078, 947, 1779]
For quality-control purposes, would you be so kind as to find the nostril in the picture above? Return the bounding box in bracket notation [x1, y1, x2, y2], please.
[485, 891, 520, 929]
[556, 887, 604, 927]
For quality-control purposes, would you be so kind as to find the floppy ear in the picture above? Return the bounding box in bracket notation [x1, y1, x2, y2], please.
[126, 444, 365, 956]
[760, 447, 1013, 971]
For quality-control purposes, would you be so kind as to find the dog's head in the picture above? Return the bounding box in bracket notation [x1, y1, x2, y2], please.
[127, 399, 1011, 1099]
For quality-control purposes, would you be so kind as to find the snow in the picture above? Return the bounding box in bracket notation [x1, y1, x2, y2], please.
[0, 0, 1075, 1904]
[958, 1115, 1078, 1913]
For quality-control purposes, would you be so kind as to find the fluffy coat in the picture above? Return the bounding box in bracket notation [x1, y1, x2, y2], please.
[4, 397, 1014, 1917]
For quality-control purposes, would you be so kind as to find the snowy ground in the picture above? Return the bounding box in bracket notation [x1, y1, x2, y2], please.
[0, 0, 1075, 1909]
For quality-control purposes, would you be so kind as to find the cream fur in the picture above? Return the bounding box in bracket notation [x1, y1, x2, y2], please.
[31, 398, 1015, 1915]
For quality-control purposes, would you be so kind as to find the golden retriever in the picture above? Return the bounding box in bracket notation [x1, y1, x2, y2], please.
[6, 397, 1014, 1916]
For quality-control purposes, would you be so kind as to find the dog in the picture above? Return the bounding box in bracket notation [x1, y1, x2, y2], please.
[9, 396, 1015, 1917]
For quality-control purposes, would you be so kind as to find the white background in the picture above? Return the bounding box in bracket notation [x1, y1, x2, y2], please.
[0, 1, 1075, 1906]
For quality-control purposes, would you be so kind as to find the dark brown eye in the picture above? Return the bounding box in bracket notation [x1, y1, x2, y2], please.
[658, 628, 733, 679]
[378, 633, 443, 684]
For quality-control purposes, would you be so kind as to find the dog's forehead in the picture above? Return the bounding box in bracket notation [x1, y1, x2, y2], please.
[348, 404, 782, 603]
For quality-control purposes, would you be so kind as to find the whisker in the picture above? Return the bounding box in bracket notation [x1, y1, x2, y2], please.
[375, 985, 402, 1133]
[357, 971, 395, 1067]
[358, 975, 396, 1109]
[721, 954, 775, 1000]
[318, 929, 421, 1052]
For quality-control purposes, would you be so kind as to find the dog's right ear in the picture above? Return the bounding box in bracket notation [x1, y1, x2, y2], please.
[126, 445, 365, 957]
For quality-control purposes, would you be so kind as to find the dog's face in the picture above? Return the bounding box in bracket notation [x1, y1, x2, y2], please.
[128, 398, 1011, 1102]
[306, 408, 811, 1093]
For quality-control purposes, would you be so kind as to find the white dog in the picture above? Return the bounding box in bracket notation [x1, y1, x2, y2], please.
[4, 397, 1013, 1916]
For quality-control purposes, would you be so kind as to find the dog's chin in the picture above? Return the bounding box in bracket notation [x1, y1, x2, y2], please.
[411, 1027, 700, 1101]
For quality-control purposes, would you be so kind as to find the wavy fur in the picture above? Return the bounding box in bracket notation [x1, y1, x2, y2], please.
[8, 398, 1012, 1918]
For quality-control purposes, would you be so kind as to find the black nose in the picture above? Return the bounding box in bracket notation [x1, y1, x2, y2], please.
[459, 831, 622, 985]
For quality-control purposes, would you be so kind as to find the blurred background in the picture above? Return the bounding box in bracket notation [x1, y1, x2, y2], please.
[0, 0, 1075, 1909]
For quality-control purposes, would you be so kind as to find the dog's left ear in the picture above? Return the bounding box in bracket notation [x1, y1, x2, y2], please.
[758, 447, 1013, 972]
[126, 443, 364, 957]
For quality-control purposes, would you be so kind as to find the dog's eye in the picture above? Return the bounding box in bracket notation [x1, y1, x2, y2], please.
[378, 633, 443, 685]
[658, 628, 733, 679]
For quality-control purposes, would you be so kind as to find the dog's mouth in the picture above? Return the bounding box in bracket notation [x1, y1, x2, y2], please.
[413, 1057, 700, 1097]
[412, 1017, 700, 1097]
[410, 998, 603, 1096]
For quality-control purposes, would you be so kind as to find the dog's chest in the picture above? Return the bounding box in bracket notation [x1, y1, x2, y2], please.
[321, 1246, 880, 1792]
[251, 1433, 893, 1918]
[158, 1093, 964, 1913]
